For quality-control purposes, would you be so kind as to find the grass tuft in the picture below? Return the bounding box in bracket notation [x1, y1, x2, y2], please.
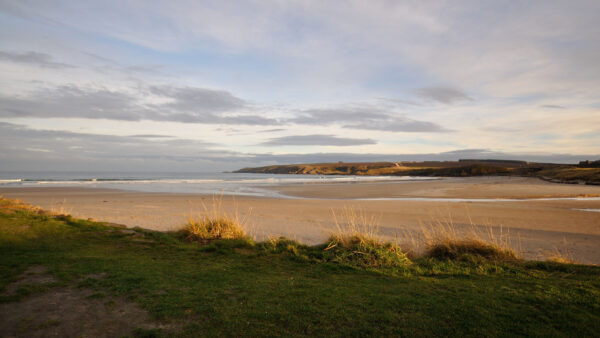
[411, 212, 522, 263]
[260, 237, 306, 254]
[323, 234, 411, 267]
[179, 194, 249, 243]
[0, 195, 41, 213]
[324, 207, 411, 267]
[426, 239, 519, 262]
[180, 218, 247, 243]
[545, 242, 575, 264]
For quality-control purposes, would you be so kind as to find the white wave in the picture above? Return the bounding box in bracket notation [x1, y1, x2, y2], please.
[21, 179, 225, 185]
[111, 179, 225, 184]
[0, 179, 23, 183]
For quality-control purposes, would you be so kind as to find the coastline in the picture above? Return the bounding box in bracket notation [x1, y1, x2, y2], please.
[2, 176, 600, 264]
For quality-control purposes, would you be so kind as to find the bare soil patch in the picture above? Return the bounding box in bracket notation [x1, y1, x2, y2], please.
[0, 266, 167, 337]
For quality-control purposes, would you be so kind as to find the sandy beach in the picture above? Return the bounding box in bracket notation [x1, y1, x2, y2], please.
[2, 176, 600, 264]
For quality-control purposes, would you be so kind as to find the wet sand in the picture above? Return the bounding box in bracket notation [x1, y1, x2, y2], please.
[2, 177, 600, 264]
[266, 176, 600, 199]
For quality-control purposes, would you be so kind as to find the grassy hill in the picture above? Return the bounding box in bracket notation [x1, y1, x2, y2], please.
[235, 159, 600, 185]
[1, 197, 599, 336]
[538, 167, 600, 184]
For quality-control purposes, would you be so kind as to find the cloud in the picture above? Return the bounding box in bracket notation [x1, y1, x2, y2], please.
[0, 83, 442, 130]
[289, 106, 447, 132]
[128, 134, 173, 138]
[148, 85, 245, 113]
[0, 122, 230, 165]
[259, 128, 286, 133]
[123, 64, 164, 74]
[414, 86, 472, 104]
[0, 85, 142, 120]
[0, 50, 73, 69]
[260, 134, 376, 146]
[1, 122, 596, 172]
[220, 115, 280, 125]
[0, 84, 280, 125]
[82, 52, 166, 75]
[540, 104, 566, 109]
[3, 1, 599, 103]
[1, 2, 598, 160]
[290, 108, 389, 125]
[344, 119, 447, 132]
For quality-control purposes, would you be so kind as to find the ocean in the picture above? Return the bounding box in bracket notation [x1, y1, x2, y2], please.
[0, 171, 436, 198]
[2, 172, 599, 202]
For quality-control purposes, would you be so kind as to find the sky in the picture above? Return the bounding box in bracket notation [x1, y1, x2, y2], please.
[1, 0, 599, 172]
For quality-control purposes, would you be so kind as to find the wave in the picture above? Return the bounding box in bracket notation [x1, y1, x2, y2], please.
[12, 178, 226, 185]
[0, 179, 23, 183]
[1, 175, 437, 186]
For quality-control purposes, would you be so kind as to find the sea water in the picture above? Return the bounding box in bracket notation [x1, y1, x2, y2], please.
[0, 171, 438, 198]
[2, 172, 600, 202]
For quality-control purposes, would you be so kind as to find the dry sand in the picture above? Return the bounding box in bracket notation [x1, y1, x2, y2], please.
[2, 176, 600, 264]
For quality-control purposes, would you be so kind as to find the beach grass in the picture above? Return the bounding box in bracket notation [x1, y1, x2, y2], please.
[425, 239, 519, 262]
[180, 218, 247, 242]
[1, 197, 600, 336]
[179, 194, 248, 243]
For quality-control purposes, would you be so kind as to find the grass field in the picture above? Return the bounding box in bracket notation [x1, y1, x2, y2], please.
[1, 197, 600, 337]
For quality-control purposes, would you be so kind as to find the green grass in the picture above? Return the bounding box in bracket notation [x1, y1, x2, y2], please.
[1, 199, 600, 336]
[321, 234, 411, 267]
[426, 239, 520, 263]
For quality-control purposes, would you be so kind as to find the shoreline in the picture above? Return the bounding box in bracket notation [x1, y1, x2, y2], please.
[3, 175, 600, 200]
[2, 176, 600, 264]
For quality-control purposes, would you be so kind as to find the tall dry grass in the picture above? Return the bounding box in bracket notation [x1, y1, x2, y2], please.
[415, 214, 520, 261]
[325, 207, 410, 267]
[544, 237, 575, 263]
[328, 206, 381, 246]
[49, 198, 72, 216]
[327, 206, 521, 263]
[180, 194, 249, 242]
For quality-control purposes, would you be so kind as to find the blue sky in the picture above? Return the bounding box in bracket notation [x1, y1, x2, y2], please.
[0, 0, 599, 171]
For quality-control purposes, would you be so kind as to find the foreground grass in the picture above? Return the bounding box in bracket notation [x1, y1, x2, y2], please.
[1, 200, 600, 336]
